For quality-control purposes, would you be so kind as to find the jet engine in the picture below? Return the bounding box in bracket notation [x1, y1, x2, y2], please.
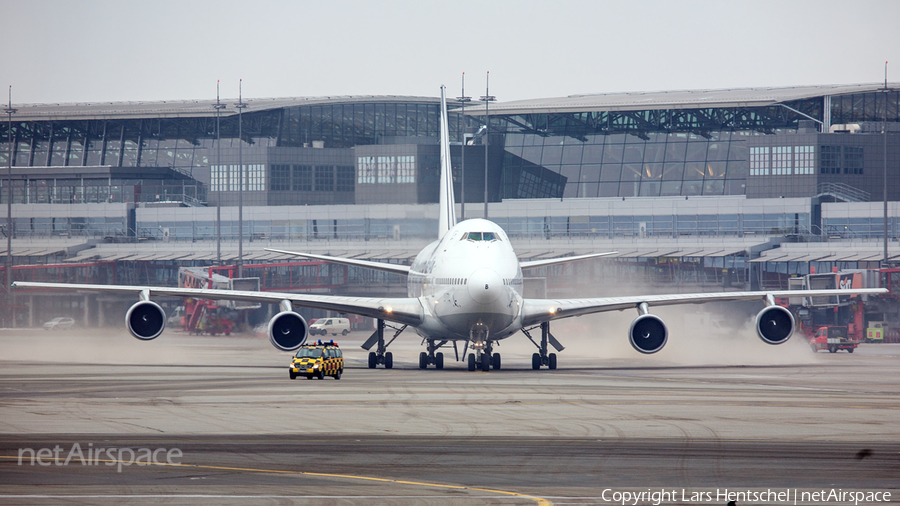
[629, 314, 668, 354]
[268, 311, 309, 351]
[755, 305, 794, 345]
[126, 301, 166, 341]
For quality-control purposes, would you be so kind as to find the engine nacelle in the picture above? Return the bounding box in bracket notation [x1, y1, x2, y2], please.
[755, 305, 794, 345]
[629, 314, 668, 354]
[126, 301, 166, 341]
[268, 311, 309, 351]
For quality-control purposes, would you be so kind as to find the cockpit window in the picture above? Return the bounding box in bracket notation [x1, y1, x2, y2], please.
[461, 232, 500, 242]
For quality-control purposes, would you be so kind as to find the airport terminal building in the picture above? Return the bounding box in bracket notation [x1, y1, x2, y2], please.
[1, 83, 899, 325]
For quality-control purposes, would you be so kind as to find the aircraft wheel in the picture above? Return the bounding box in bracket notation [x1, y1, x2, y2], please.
[481, 355, 491, 372]
[491, 353, 501, 370]
[368, 352, 377, 369]
[419, 352, 428, 369]
[467, 354, 476, 371]
[435, 352, 444, 369]
[548, 353, 557, 370]
[384, 352, 393, 369]
[532, 353, 541, 370]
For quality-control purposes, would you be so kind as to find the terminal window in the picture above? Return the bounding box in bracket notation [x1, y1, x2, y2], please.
[772, 146, 791, 175]
[315, 166, 334, 191]
[357, 157, 376, 184]
[820, 146, 841, 174]
[336, 166, 355, 192]
[293, 165, 312, 191]
[793, 146, 814, 174]
[750, 147, 769, 176]
[843, 146, 863, 175]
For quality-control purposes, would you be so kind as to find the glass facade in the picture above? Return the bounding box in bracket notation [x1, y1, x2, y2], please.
[821, 217, 900, 239]
[135, 210, 810, 242]
[0, 99, 463, 170]
[0, 177, 205, 205]
[501, 131, 748, 198]
[830, 90, 900, 124]
[0, 89, 895, 208]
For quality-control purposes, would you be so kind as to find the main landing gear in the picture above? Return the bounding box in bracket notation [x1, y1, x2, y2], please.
[522, 322, 564, 370]
[361, 319, 406, 369]
[419, 339, 448, 369]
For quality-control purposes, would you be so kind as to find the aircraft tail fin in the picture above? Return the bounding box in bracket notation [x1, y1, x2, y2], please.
[438, 85, 457, 239]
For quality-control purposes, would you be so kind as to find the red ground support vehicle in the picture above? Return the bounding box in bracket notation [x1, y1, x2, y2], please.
[808, 325, 858, 353]
[183, 298, 234, 336]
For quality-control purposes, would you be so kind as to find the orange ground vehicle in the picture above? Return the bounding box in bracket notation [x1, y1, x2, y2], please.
[807, 325, 858, 353]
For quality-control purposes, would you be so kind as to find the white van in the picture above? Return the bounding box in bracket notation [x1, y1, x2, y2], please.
[309, 317, 350, 336]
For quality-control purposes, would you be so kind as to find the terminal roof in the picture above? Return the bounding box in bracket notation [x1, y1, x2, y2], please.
[461, 83, 900, 115]
[8, 95, 441, 121]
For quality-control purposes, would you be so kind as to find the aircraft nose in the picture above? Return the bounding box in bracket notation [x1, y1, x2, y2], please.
[467, 268, 504, 304]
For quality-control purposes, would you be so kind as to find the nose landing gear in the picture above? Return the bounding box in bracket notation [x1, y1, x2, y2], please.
[465, 340, 500, 372]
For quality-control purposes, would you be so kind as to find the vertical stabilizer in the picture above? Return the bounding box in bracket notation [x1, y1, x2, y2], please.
[438, 86, 457, 239]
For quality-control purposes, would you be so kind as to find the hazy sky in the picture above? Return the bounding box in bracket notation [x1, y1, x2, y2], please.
[1, 0, 897, 105]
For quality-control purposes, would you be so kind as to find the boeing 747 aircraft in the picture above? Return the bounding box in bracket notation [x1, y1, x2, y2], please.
[12, 87, 887, 372]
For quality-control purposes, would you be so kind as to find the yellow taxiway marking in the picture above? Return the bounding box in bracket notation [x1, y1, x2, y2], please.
[0, 455, 551, 505]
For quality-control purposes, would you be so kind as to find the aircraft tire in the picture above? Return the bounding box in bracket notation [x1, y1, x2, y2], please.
[481, 355, 491, 372]
[419, 352, 428, 369]
[384, 352, 393, 369]
[435, 352, 444, 369]
[467, 354, 476, 371]
[532, 353, 541, 370]
[492, 353, 501, 370]
[548, 353, 557, 370]
[368, 352, 377, 369]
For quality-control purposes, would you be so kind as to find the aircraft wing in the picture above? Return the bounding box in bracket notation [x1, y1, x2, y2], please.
[11, 282, 423, 326]
[264, 248, 411, 275]
[519, 251, 617, 270]
[520, 288, 888, 327]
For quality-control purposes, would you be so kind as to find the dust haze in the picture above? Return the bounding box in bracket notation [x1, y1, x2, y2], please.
[512, 272, 819, 367]
[0, 327, 287, 367]
[1, 272, 819, 368]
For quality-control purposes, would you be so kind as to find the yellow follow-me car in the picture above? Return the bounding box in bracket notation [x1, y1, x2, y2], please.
[289, 341, 343, 380]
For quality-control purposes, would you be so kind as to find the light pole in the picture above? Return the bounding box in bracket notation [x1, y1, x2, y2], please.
[235, 80, 247, 278]
[884, 62, 889, 265]
[479, 71, 495, 219]
[5, 87, 16, 327]
[457, 72, 471, 220]
[214, 80, 226, 265]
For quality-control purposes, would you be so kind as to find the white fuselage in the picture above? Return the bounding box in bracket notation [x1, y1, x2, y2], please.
[407, 219, 524, 343]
